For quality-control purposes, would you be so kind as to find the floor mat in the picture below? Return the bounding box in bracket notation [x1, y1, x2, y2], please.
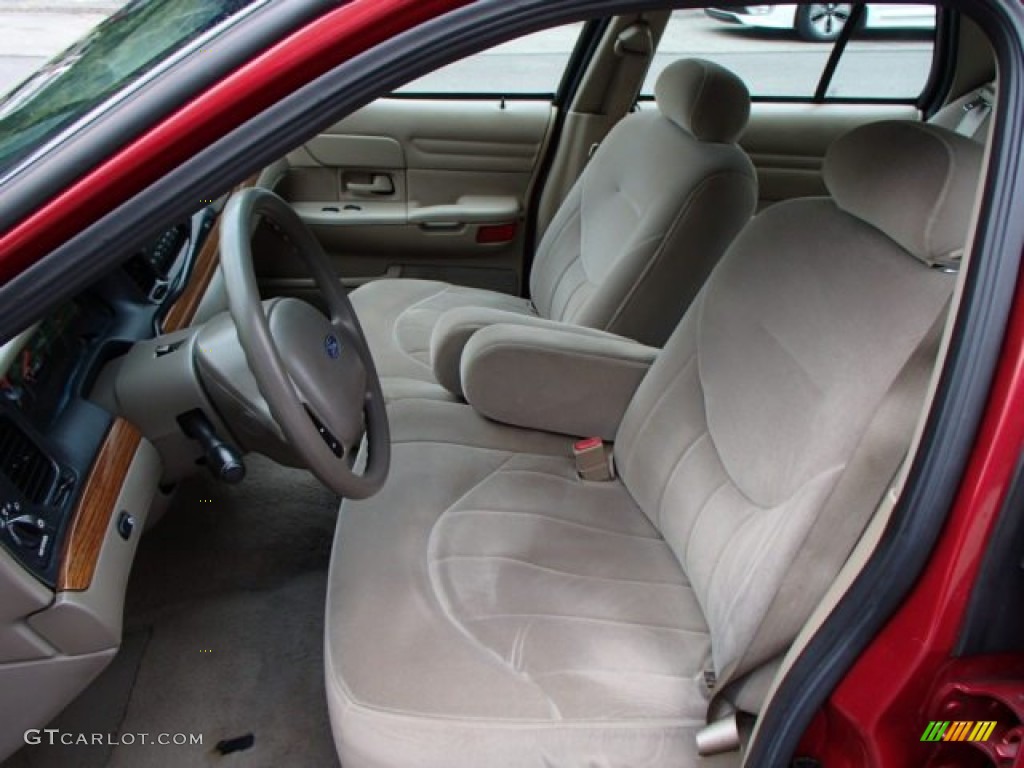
[110, 570, 337, 767]
[6, 455, 342, 768]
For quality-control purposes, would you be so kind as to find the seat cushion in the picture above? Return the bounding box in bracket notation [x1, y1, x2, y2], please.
[349, 279, 536, 401]
[326, 400, 711, 768]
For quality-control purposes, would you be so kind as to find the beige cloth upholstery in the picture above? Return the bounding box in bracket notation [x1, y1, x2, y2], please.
[461, 322, 658, 440]
[326, 121, 982, 767]
[349, 279, 535, 401]
[525, 84, 754, 343]
[327, 401, 710, 768]
[430, 305, 654, 399]
[653, 59, 751, 143]
[349, 58, 756, 400]
[823, 121, 983, 268]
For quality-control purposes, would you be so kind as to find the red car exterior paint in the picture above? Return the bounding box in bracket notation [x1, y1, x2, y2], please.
[2, 0, 1022, 763]
[0, 0, 472, 284]
[800, 271, 1024, 766]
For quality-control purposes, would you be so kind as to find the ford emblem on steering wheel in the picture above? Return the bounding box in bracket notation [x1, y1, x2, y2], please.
[324, 334, 341, 360]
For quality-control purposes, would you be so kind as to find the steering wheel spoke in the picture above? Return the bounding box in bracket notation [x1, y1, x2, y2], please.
[303, 403, 346, 458]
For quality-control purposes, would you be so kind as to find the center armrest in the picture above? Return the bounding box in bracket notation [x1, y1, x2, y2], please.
[431, 307, 630, 397]
[460, 323, 658, 440]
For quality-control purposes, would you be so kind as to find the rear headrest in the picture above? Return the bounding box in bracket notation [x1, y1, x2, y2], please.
[654, 59, 750, 144]
[824, 121, 984, 268]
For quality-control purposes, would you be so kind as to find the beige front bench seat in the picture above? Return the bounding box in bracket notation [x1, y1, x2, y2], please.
[349, 58, 756, 400]
[325, 121, 982, 767]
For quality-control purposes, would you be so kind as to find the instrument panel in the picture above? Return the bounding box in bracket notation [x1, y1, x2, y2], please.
[0, 209, 213, 587]
[2, 301, 92, 420]
[0, 300, 111, 580]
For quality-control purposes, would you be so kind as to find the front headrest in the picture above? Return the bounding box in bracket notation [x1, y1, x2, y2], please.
[654, 59, 750, 144]
[824, 121, 984, 267]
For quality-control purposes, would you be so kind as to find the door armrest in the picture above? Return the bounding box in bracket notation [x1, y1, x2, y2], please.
[407, 195, 520, 225]
[292, 195, 519, 229]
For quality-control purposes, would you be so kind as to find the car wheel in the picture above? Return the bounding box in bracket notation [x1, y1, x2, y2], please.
[796, 3, 854, 41]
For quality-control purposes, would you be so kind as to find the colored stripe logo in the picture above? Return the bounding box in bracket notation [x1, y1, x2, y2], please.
[921, 721, 997, 742]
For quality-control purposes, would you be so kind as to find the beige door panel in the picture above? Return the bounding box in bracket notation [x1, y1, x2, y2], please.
[743, 102, 921, 205]
[296, 134, 405, 169]
[333, 99, 550, 171]
[254, 222, 523, 308]
[267, 98, 555, 297]
[289, 196, 521, 268]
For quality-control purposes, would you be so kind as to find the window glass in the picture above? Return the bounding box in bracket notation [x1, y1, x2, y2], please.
[643, 5, 935, 100]
[0, 0, 265, 178]
[644, 9, 832, 99]
[396, 23, 585, 96]
[827, 6, 936, 98]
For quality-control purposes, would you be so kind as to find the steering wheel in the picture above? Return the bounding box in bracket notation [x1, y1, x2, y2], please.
[218, 188, 389, 499]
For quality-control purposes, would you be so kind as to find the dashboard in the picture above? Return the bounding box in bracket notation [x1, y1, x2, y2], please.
[0, 207, 216, 588]
[2, 301, 98, 419]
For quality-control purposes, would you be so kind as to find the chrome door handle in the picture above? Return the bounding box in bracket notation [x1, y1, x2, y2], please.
[346, 174, 394, 195]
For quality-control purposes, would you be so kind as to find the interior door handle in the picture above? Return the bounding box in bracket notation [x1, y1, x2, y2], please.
[346, 174, 395, 195]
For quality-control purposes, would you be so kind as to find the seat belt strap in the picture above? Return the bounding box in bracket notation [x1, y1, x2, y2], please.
[698, 299, 951, 748]
[955, 86, 994, 139]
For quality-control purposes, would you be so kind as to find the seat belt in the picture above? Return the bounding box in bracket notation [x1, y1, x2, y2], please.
[583, 20, 655, 165]
[695, 299, 952, 756]
[954, 85, 995, 140]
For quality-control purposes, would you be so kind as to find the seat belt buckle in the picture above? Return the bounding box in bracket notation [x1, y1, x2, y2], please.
[696, 713, 741, 757]
[573, 438, 614, 482]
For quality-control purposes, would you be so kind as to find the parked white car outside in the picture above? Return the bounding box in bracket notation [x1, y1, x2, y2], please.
[706, 3, 936, 41]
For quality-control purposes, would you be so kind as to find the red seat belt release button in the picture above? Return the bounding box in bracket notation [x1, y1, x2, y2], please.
[573, 438, 614, 482]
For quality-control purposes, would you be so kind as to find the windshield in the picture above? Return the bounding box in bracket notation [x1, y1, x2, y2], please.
[0, 0, 264, 180]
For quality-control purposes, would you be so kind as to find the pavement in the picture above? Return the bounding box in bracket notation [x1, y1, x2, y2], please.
[0, 1, 120, 96]
[0, 0, 124, 11]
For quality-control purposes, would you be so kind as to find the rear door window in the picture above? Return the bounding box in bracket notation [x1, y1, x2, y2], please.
[642, 5, 936, 101]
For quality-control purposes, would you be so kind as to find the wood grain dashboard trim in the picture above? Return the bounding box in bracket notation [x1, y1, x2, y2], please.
[58, 419, 141, 591]
[58, 178, 257, 592]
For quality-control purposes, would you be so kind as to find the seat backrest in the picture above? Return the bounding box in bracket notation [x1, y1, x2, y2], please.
[614, 121, 983, 683]
[528, 58, 757, 347]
